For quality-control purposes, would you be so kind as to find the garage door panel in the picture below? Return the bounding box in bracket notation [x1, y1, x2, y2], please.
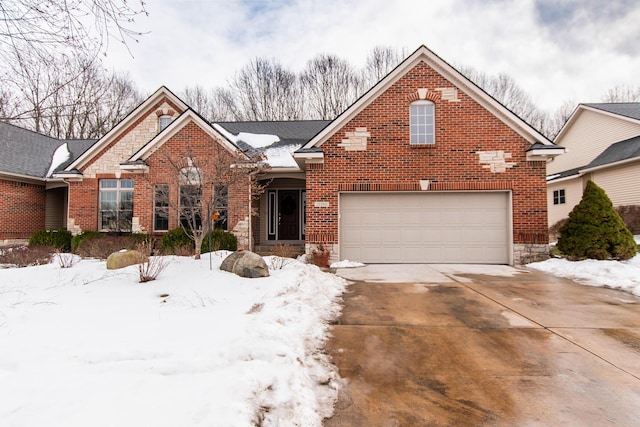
[340, 192, 509, 264]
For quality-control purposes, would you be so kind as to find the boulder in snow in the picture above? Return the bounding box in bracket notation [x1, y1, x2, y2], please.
[220, 250, 269, 278]
[106, 249, 146, 270]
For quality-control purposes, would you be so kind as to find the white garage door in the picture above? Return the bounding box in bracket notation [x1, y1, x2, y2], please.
[340, 192, 510, 264]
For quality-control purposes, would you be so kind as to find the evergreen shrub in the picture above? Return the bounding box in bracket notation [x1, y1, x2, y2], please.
[161, 228, 193, 254]
[201, 229, 238, 253]
[557, 180, 637, 260]
[28, 229, 72, 252]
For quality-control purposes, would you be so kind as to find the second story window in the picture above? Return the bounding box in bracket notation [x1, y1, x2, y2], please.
[410, 100, 435, 145]
[158, 115, 173, 132]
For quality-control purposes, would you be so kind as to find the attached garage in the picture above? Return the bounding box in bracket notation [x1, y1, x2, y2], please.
[339, 192, 511, 264]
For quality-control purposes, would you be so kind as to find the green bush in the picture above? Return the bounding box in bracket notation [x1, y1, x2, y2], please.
[28, 229, 72, 252]
[71, 231, 103, 252]
[201, 229, 238, 253]
[161, 228, 193, 253]
[161, 227, 238, 254]
[558, 180, 637, 260]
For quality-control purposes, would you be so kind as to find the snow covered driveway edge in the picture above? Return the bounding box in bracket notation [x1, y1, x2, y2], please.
[528, 254, 640, 296]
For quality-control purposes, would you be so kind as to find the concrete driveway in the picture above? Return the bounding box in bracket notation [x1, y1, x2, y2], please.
[324, 265, 640, 426]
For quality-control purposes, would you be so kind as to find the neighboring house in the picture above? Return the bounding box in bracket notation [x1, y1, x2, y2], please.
[0, 45, 563, 264]
[0, 122, 94, 243]
[547, 103, 640, 228]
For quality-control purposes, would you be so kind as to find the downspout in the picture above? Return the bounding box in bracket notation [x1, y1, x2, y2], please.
[247, 167, 264, 252]
[62, 179, 71, 232]
[248, 173, 253, 251]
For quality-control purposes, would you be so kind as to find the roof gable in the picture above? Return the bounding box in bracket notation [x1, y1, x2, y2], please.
[300, 45, 551, 152]
[129, 109, 243, 163]
[583, 103, 640, 121]
[65, 86, 188, 172]
[555, 103, 640, 142]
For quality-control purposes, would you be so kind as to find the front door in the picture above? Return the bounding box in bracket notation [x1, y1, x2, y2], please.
[278, 190, 299, 240]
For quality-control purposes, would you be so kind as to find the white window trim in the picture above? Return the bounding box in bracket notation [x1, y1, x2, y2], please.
[553, 189, 566, 205]
[98, 178, 134, 232]
[410, 100, 435, 145]
[158, 115, 173, 132]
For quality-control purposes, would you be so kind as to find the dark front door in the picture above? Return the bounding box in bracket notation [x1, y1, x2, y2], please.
[278, 190, 299, 240]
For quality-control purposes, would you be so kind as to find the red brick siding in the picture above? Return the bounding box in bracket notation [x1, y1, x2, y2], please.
[67, 122, 249, 235]
[305, 62, 548, 246]
[143, 122, 250, 234]
[0, 179, 46, 239]
[68, 178, 100, 232]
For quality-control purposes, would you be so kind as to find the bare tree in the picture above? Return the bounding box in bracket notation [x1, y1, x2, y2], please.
[601, 85, 640, 102]
[300, 53, 361, 120]
[459, 66, 551, 136]
[230, 58, 303, 121]
[543, 100, 577, 139]
[0, 87, 18, 121]
[3, 53, 141, 138]
[157, 145, 267, 260]
[181, 85, 240, 122]
[362, 46, 404, 89]
[0, 0, 147, 64]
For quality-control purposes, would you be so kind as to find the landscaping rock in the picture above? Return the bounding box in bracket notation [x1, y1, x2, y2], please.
[106, 249, 145, 270]
[220, 250, 269, 278]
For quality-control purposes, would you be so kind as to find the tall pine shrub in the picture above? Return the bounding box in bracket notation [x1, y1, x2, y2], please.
[558, 180, 637, 260]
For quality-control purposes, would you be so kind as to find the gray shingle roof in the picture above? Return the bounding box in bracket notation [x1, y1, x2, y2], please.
[0, 121, 95, 178]
[583, 103, 640, 121]
[215, 120, 331, 148]
[584, 135, 640, 170]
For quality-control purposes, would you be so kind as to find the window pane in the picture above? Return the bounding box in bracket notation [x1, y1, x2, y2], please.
[100, 192, 117, 210]
[410, 101, 435, 145]
[120, 179, 134, 188]
[100, 179, 118, 189]
[155, 185, 169, 208]
[120, 191, 134, 210]
[154, 208, 169, 231]
[100, 211, 117, 230]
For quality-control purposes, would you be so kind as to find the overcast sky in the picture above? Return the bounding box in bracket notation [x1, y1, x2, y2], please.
[102, 0, 640, 113]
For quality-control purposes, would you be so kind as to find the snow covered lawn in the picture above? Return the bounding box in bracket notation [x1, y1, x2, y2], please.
[0, 253, 347, 426]
[528, 251, 640, 296]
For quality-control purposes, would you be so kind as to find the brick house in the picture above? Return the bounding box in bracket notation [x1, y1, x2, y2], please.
[0, 45, 562, 263]
[293, 45, 563, 264]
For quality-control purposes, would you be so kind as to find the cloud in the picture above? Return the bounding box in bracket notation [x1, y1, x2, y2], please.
[102, 0, 640, 112]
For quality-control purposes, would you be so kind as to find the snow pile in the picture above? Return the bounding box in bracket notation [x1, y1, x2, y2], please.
[46, 142, 71, 177]
[0, 254, 347, 426]
[528, 254, 640, 296]
[330, 260, 365, 269]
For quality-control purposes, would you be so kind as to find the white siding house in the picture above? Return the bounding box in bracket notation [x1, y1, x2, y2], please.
[547, 103, 640, 228]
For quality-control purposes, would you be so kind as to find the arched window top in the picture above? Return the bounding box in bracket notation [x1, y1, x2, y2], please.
[180, 159, 201, 185]
[410, 100, 435, 145]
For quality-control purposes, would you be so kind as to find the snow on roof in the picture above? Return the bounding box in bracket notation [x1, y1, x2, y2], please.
[213, 123, 294, 167]
[212, 123, 279, 148]
[262, 144, 302, 168]
[213, 123, 238, 143]
[46, 143, 71, 177]
[237, 132, 280, 148]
